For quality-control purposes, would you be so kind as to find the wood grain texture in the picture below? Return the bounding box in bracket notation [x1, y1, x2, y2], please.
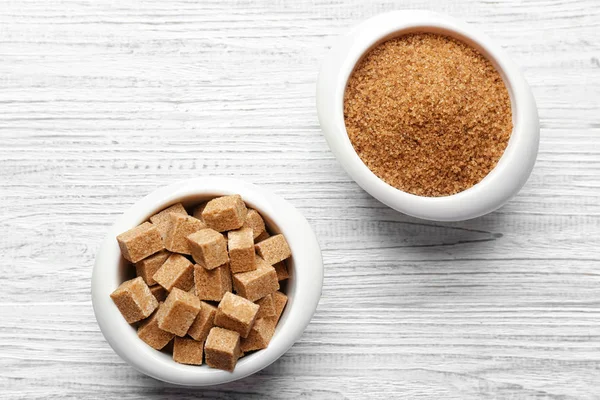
[1, 0, 599, 398]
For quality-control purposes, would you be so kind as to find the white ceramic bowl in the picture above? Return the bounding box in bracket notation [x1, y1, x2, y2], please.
[317, 10, 540, 221]
[91, 177, 323, 386]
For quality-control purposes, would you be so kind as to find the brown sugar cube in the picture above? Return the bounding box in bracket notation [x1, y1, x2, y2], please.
[192, 202, 207, 221]
[173, 337, 204, 365]
[117, 222, 164, 263]
[254, 230, 270, 243]
[232, 256, 279, 302]
[149, 284, 168, 302]
[227, 228, 256, 274]
[273, 261, 289, 281]
[187, 301, 217, 342]
[255, 294, 276, 319]
[135, 250, 170, 286]
[271, 291, 288, 322]
[194, 263, 232, 301]
[156, 287, 201, 336]
[214, 292, 260, 338]
[202, 195, 248, 232]
[240, 316, 277, 353]
[164, 214, 206, 254]
[137, 306, 175, 350]
[240, 292, 287, 353]
[243, 209, 266, 240]
[188, 228, 228, 270]
[110, 277, 158, 324]
[204, 327, 241, 372]
[152, 253, 194, 292]
[149, 203, 188, 238]
[254, 234, 291, 265]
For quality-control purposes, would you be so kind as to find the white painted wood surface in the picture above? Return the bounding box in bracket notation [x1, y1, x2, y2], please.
[1, 0, 599, 398]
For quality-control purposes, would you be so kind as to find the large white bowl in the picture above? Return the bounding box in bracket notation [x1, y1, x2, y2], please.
[91, 177, 323, 386]
[317, 10, 540, 221]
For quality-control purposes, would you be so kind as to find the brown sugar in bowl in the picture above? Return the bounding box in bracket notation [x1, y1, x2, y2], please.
[92, 178, 323, 386]
[317, 10, 540, 221]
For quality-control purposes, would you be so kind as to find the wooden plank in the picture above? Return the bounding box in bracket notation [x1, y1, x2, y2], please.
[1, 0, 599, 398]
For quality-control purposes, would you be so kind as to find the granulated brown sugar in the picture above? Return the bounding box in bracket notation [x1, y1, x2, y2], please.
[344, 33, 513, 197]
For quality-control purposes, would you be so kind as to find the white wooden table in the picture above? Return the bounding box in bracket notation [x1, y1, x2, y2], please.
[1, 0, 599, 398]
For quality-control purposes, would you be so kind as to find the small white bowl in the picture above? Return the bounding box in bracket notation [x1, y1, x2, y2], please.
[91, 177, 323, 386]
[317, 10, 540, 221]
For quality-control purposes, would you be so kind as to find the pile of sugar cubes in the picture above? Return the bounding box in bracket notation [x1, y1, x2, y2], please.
[110, 194, 291, 371]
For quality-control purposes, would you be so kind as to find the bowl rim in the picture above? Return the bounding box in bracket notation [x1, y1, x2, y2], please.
[316, 10, 539, 221]
[91, 177, 323, 386]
